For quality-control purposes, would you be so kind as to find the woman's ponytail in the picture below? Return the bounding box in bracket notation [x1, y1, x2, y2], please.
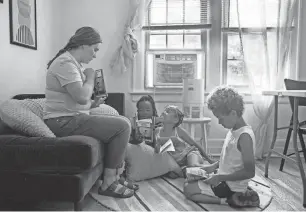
[47, 48, 67, 69]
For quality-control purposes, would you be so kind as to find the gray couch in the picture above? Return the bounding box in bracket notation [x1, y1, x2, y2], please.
[0, 93, 125, 210]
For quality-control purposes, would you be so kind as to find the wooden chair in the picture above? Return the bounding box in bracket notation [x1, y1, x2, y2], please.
[280, 78, 306, 171]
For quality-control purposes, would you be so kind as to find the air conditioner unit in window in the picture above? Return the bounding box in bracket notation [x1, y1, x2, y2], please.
[146, 52, 204, 88]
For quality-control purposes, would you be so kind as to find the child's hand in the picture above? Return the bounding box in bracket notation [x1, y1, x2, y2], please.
[154, 141, 161, 153]
[203, 174, 221, 186]
[201, 164, 217, 174]
[135, 130, 143, 141]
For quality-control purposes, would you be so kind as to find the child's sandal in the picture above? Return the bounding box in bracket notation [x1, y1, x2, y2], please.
[118, 176, 140, 191]
[227, 189, 260, 208]
[98, 180, 134, 198]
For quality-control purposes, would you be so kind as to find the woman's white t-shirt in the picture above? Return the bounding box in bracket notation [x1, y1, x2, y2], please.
[43, 52, 91, 119]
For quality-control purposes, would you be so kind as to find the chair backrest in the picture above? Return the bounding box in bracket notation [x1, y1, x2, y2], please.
[284, 78, 306, 110]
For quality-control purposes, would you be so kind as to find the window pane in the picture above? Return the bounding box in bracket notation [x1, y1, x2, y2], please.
[226, 34, 265, 87]
[185, 35, 201, 49]
[168, 35, 183, 49]
[150, 35, 166, 49]
[150, 0, 166, 24]
[229, 0, 279, 28]
[185, 0, 201, 24]
[227, 34, 242, 59]
[227, 60, 246, 86]
[168, 0, 183, 24]
[226, 33, 280, 88]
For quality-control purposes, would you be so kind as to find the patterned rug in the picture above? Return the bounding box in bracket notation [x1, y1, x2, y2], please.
[90, 174, 272, 211]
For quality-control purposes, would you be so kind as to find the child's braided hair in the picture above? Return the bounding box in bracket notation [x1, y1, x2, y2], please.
[136, 95, 158, 117]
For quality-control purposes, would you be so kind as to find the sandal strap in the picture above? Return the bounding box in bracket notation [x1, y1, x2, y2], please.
[108, 181, 134, 195]
[119, 177, 139, 190]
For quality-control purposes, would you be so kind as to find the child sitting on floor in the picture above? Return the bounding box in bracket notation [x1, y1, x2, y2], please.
[154, 105, 214, 176]
[129, 95, 162, 147]
[183, 86, 260, 208]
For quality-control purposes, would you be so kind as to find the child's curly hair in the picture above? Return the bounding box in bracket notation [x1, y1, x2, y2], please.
[164, 105, 184, 128]
[207, 86, 245, 117]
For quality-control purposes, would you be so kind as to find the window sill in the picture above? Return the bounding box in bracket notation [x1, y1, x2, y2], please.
[129, 90, 289, 104]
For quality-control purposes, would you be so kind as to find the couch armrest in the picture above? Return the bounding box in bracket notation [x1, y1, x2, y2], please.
[0, 135, 103, 174]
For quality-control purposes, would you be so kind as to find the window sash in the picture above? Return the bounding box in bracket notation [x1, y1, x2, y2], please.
[222, 30, 293, 87]
[143, 0, 211, 31]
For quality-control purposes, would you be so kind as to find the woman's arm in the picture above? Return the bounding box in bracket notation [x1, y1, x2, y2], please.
[176, 126, 214, 164]
[90, 96, 107, 108]
[218, 133, 255, 182]
[64, 68, 95, 105]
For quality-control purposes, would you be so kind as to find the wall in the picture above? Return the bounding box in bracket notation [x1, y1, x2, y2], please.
[0, 0, 57, 102]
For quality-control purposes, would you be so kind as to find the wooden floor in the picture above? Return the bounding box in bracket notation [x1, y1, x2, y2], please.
[255, 157, 306, 211]
[0, 157, 305, 211]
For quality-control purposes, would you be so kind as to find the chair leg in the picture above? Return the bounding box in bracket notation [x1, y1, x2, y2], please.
[74, 198, 84, 211]
[298, 131, 306, 163]
[280, 128, 292, 171]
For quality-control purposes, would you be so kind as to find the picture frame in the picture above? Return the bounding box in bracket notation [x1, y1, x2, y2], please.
[0, 1, 3, 4]
[9, 0, 37, 50]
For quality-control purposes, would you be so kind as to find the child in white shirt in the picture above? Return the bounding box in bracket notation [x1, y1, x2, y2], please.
[183, 86, 260, 208]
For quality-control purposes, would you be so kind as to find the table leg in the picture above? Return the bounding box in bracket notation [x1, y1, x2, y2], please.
[292, 97, 306, 207]
[190, 124, 196, 140]
[200, 123, 208, 152]
[265, 96, 279, 178]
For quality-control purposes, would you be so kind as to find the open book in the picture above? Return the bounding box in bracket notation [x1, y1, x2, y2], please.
[159, 139, 175, 153]
[94, 69, 107, 98]
[185, 167, 210, 182]
[135, 119, 154, 145]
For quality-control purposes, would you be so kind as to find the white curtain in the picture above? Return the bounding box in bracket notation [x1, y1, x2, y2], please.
[110, 0, 152, 74]
[234, 0, 297, 159]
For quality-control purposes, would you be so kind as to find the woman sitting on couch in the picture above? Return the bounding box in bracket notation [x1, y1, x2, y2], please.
[43, 26, 135, 198]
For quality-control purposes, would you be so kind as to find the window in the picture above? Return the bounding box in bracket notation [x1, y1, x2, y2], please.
[139, 0, 298, 93]
[142, 0, 211, 88]
[221, 0, 295, 88]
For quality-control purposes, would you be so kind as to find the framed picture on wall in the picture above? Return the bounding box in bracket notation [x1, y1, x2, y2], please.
[9, 0, 37, 50]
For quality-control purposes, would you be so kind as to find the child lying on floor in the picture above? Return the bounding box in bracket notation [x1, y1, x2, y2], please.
[154, 105, 214, 178]
[183, 86, 260, 208]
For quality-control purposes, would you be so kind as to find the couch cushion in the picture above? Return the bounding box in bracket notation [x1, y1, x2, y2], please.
[90, 104, 119, 116]
[0, 119, 20, 135]
[0, 99, 56, 137]
[0, 135, 103, 174]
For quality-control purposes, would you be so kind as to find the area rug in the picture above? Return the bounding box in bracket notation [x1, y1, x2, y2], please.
[90, 174, 272, 211]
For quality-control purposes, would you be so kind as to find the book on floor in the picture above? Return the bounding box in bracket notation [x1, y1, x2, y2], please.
[185, 167, 210, 182]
